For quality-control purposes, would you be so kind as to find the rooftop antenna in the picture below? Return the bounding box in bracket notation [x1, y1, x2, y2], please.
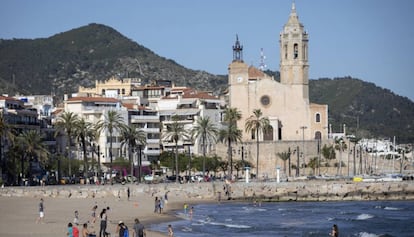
[259, 48, 267, 71]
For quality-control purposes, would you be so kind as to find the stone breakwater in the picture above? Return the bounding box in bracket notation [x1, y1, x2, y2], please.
[1, 180, 413, 202]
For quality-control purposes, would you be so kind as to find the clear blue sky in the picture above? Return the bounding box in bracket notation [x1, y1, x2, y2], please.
[1, 0, 413, 101]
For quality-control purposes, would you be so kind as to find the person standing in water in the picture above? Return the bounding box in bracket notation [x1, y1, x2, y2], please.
[167, 224, 174, 237]
[330, 224, 339, 237]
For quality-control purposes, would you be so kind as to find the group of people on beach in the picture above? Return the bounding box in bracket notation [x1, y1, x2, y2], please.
[64, 204, 147, 237]
[153, 196, 166, 214]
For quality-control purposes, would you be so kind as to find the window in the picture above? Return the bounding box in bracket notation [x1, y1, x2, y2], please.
[260, 95, 270, 106]
[263, 126, 273, 141]
[314, 131, 322, 140]
[315, 113, 321, 123]
[293, 44, 298, 59]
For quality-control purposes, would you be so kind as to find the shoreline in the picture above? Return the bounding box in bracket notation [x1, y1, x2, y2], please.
[1, 180, 413, 236]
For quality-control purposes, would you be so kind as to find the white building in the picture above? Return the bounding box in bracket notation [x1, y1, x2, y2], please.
[64, 96, 128, 165]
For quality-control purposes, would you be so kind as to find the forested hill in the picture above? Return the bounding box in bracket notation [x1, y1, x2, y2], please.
[309, 77, 414, 143]
[0, 24, 413, 142]
[0, 23, 226, 96]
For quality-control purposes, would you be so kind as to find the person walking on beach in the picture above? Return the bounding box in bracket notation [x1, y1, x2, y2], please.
[330, 224, 339, 237]
[99, 208, 108, 237]
[167, 224, 174, 237]
[67, 222, 83, 237]
[159, 197, 164, 213]
[67, 223, 74, 237]
[164, 191, 169, 205]
[132, 218, 146, 237]
[36, 198, 45, 224]
[91, 205, 98, 223]
[74, 210, 79, 226]
[154, 197, 159, 213]
[116, 221, 128, 237]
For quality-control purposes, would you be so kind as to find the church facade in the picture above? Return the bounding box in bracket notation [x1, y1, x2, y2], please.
[228, 3, 328, 143]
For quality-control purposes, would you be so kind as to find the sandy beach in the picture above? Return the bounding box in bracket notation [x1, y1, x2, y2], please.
[1, 179, 413, 236]
[0, 185, 190, 237]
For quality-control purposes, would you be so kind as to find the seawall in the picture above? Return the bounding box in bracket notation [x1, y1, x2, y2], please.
[1, 180, 414, 202]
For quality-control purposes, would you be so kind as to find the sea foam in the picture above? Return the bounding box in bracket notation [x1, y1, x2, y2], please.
[356, 213, 374, 220]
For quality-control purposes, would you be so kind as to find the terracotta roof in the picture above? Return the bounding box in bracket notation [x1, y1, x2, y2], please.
[0, 96, 21, 102]
[182, 91, 217, 100]
[122, 103, 135, 110]
[248, 66, 264, 78]
[51, 108, 63, 115]
[66, 97, 119, 103]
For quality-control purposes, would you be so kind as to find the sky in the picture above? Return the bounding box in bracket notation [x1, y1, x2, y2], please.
[1, 0, 413, 101]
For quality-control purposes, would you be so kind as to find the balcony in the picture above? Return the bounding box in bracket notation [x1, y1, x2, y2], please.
[146, 139, 160, 144]
[143, 149, 161, 156]
[130, 115, 159, 123]
[143, 127, 160, 133]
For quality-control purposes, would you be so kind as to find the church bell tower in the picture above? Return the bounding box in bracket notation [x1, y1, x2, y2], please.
[279, 2, 309, 101]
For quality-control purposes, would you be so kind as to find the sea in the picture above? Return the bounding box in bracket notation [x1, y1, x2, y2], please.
[149, 200, 414, 237]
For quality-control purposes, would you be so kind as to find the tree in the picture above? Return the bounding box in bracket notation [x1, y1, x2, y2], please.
[95, 110, 126, 184]
[0, 112, 14, 181]
[277, 152, 290, 177]
[120, 124, 146, 183]
[219, 107, 242, 178]
[55, 111, 79, 176]
[308, 157, 319, 175]
[322, 144, 336, 161]
[162, 115, 189, 183]
[191, 116, 218, 177]
[73, 117, 95, 178]
[245, 109, 270, 179]
[17, 130, 49, 182]
[334, 138, 347, 176]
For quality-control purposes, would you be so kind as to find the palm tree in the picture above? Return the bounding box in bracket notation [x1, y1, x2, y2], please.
[17, 130, 49, 181]
[55, 111, 79, 176]
[162, 115, 189, 183]
[191, 117, 218, 177]
[334, 138, 347, 176]
[245, 109, 270, 179]
[73, 117, 95, 178]
[0, 112, 14, 179]
[277, 152, 290, 177]
[120, 124, 146, 183]
[95, 110, 126, 184]
[219, 107, 242, 178]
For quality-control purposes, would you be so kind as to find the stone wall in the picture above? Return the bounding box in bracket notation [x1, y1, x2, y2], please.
[1, 180, 413, 202]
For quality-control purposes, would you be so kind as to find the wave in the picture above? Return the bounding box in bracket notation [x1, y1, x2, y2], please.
[358, 232, 379, 237]
[384, 206, 402, 211]
[374, 205, 402, 211]
[356, 213, 374, 220]
[241, 206, 267, 212]
[208, 221, 251, 229]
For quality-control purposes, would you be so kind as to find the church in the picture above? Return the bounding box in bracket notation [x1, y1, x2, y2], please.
[228, 3, 328, 143]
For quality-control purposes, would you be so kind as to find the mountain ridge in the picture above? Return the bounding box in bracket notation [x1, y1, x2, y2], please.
[0, 23, 413, 142]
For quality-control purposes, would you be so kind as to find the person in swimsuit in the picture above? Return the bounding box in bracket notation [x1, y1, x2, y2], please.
[330, 224, 339, 237]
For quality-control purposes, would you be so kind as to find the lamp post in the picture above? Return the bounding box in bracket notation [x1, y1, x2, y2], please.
[288, 147, 291, 177]
[300, 126, 307, 175]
